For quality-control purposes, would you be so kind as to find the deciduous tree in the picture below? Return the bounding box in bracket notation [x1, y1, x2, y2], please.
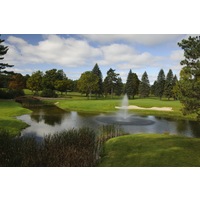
[27, 71, 43, 95]
[77, 71, 98, 99]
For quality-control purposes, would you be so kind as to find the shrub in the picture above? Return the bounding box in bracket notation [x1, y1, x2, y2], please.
[0, 89, 24, 99]
[40, 88, 58, 98]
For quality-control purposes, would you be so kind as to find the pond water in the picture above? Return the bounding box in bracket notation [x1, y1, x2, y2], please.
[17, 106, 200, 139]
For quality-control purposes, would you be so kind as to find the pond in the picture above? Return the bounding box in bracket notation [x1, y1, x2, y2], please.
[17, 106, 200, 139]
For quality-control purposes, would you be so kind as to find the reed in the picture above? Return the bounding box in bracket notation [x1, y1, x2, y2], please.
[0, 126, 124, 167]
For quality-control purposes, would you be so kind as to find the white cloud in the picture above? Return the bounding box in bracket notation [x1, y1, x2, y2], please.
[4, 35, 102, 67]
[82, 34, 185, 45]
[170, 50, 184, 61]
[97, 43, 162, 69]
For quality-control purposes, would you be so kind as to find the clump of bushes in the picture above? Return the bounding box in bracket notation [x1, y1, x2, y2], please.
[40, 89, 58, 98]
[0, 89, 24, 99]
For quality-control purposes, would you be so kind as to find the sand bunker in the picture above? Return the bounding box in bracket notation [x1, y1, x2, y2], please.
[115, 105, 173, 111]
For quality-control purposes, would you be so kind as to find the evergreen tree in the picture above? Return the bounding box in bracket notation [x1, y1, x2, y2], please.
[0, 35, 13, 73]
[172, 75, 178, 100]
[156, 69, 165, 99]
[164, 69, 174, 100]
[103, 68, 119, 98]
[92, 63, 103, 97]
[115, 77, 124, 96]
[139, 71, 150, 98]
[177, 36, 200, 120]
[151, 80, 157, 96]
[125, 69, 139, 99]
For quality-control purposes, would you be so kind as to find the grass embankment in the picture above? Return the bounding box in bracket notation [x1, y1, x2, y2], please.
[54, 97, 197, 121]
[0, 100, 31, 135]
[99, 133, 200, 167]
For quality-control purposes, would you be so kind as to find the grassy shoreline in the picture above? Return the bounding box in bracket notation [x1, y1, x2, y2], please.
[0, 100, 32, 135]
[99, 133, 200, 167]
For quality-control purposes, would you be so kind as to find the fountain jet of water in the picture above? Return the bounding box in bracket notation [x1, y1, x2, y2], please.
[119, 94, 129, 119]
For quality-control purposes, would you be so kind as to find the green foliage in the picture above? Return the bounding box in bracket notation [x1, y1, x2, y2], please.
[178, 36, 200, 120]
[77, 71, 99, 99]
[55, 79, 69, 94]
[26, 70, 43, 95]
[103, 68, 120, 98]
[42, 69, 67, 90]
[0, 35, 13, 73]
[8, 73, 26, 90]
[0, 88, 24, 99]
[156, 69, 165, 99]
[164, 69, 174, 100]
[139, 71, 150, 98]
[92, 63, 103, 97]
[125, 69, 139, 99]
[41, 88, 58, 98]
[99, 134, 200, 167]
[115, 77, 124, 96]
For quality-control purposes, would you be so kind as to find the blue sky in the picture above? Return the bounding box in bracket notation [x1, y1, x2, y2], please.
[2, 34, 188, 84]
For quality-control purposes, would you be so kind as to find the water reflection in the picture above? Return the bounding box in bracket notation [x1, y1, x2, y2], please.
[17, 106, 200, 138]
[30, 106, 66, 126]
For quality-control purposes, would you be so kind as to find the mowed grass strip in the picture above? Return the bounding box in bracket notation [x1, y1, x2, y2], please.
[55, 97, 196, 120]
[0, 100, 32, 135]
[99, 134, 200, 167]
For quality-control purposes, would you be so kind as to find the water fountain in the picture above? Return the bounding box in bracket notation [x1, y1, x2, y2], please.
[118, 93, 129, 119]
[95, 94, 155, 125]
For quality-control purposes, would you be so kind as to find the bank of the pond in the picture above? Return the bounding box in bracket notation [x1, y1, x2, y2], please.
[53, 98, 197, 121]
[0, 100, 32, 135]
[99, 133, 200, 167]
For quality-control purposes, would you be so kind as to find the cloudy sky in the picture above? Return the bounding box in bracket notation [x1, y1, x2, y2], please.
[2, 34, 187, 84]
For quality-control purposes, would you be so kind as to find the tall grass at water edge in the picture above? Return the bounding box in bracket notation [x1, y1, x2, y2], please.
[0, 125, 126, 167]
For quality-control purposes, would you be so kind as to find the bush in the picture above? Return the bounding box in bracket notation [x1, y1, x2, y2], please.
[40, 89, 58, 98]
[0, 89, 24, 99]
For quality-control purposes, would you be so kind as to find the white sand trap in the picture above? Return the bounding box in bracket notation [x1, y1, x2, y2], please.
[115, 105, 173, 111]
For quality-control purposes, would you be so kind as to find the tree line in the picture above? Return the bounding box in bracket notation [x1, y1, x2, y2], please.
[0, 62, 178, 100]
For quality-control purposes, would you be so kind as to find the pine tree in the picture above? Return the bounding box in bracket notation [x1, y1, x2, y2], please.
[125, 69, 139, 99]
[0, 35, 13, 73]
[139, 71, 150, 98]
[103, 68, 119, 98]
[151, 80, 157, 96]
[156, 69, 165, 100]
[177, 36, 200, 120]
[164, 69, 174, 100]
[115, 77, 124, 96]
[92, 63, 103, 97]
[172, 75, 178, 100]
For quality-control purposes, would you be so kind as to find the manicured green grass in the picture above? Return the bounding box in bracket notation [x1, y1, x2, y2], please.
[54, 97, 196, 120]
[0, 100, 32, 135]
[99, 133, 200, 167]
